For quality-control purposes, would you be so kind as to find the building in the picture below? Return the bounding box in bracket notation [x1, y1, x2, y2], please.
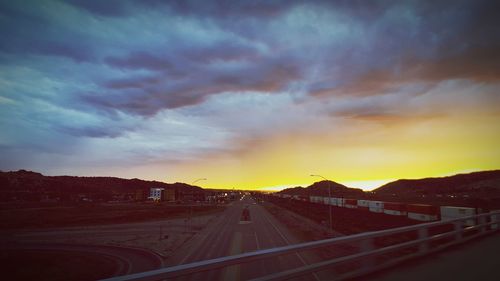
[149, 188, 165, 201]
[176, 189, 205, 202]
[164, 189, 175, 202]
[135, 189, 147, 201]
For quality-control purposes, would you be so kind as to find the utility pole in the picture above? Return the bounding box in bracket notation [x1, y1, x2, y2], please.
[190, 178, 207, 231]
[311, 174, 333, 231]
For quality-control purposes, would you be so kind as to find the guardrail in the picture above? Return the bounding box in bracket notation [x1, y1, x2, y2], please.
[102, 211, 500, 281]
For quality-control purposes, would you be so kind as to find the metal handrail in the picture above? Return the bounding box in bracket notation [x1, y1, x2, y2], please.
[101, 211, 500, 281]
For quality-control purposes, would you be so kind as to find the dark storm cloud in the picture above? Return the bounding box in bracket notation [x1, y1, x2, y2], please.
[151, 0, 400, 21]
[137, 0, 292, 18]
[0, 1, 96, 62]
[2, 0, 500, 176]
[311, 45, 500, 98]
[418, 0, 500, 46]
[65, 0, 131, 17]
[58, 126, 124, 138]
[411, 47, 500, 82]
[73, 0, 500, 115]
[103, 75, 162, 90]
[307, 0, 500, 97]
[87, 57, 302, 115]
[1, 39, 95, 62]
[181, 41, 261, 63]
[104, 52, 174, 71]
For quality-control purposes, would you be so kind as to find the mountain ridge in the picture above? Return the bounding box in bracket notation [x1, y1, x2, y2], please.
[0, 169, 204, 202]
[373, 170, 500, 195]
[276, 170, 500, 202]
[278, 180, 365, 197]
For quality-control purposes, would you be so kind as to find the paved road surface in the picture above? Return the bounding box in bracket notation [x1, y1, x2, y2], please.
[168, 195, 320, 281]
[6, 214, 215, 257]
[1, 242, 164, 277]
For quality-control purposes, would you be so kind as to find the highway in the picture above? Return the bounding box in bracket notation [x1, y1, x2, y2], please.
[1, 242, 164, 279]
[167, 195, 319, 281]
[1, 196, 326, 280]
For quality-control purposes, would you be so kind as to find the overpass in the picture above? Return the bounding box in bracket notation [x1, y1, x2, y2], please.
[101, 210, 499, 281]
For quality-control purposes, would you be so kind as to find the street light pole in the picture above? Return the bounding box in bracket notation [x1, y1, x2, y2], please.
[188, 178, 207, 231]
[191, 178, 207, 202]
[192, 178, 207, 185]
[311, 174, 333, 231]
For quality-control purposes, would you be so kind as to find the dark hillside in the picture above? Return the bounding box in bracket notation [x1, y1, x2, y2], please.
[374, 170, 500, 195]
[279, 180, 365, 197]
[372, 170, 500, 209]
[0, 170, 203, 202]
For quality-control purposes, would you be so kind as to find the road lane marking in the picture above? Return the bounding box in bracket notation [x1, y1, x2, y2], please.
[179, 206, 237, 264]
[223, 232, 242, 281]
[254, 231, 261, 250]
[261, 205, 321, 281]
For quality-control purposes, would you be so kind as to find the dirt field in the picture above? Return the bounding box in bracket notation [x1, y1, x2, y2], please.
[0, 202, 225, 229]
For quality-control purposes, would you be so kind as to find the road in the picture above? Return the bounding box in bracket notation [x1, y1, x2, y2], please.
[167, 195, 319, 281]
[2, 196, 324, 280]
[1, 242, 164, 279]
[3, 212, 220, 259]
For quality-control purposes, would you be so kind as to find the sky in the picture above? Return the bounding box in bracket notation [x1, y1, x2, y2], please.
[1, 0, 499, 191]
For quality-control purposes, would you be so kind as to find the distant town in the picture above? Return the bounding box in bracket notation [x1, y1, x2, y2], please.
[1, 169, 499, 208]
[0, 170, 239, 204]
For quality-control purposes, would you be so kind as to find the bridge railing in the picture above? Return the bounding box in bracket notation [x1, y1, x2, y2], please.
[101, 211, 500, 281]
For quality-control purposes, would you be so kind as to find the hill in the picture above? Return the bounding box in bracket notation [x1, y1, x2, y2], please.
[0, 170, 204, 202]
[277, 171, 500, 208]
[373, 170, 500, 196]
[279, 180, 365, 197]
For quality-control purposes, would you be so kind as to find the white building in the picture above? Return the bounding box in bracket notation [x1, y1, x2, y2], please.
[368, 201, 384, 213]
[357, 200, 370, 209]
[149, 188, 165, 201]
[334, 198, 346, 207]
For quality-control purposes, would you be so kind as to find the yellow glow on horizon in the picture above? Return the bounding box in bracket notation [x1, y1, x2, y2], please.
[103, 96, 500, 190]
[147, 105, 500, 191]
[341, 179, 396, 191]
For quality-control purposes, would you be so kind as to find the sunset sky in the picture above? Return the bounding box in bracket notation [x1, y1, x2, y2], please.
[1, 1, 499, 191]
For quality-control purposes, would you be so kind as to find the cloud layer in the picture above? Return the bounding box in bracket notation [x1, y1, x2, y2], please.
[1, 0, 499, 188]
